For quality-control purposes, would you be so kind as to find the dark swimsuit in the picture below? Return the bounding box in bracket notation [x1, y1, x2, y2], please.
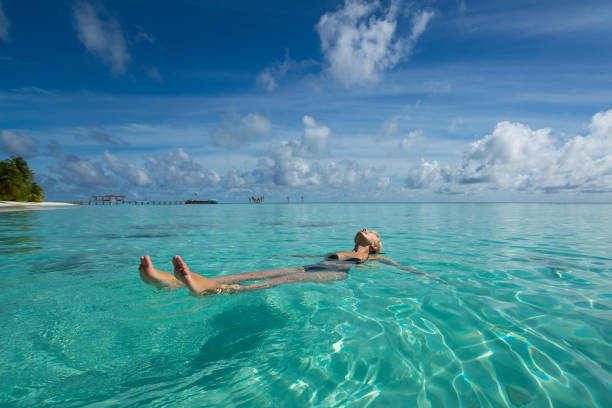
[303, 253, 366, 274]
[213, 253, 368, 294]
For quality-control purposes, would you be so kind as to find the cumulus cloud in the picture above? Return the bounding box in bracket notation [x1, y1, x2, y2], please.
[210, 113, 272, 149]
[50, 155, 115, 187]
[377, 176, 390, 189]
[405, 159, 447, 189]
[256, 151, 320, 188]
[144, 148, 220, 188]
[325, 160, 377, 186]
[254, 116, 379, 190]
[316, 0, 434, 86]
[221, 168, 248, 190]
[103, 151, 151, 187]
[285, 115, 331, 158]
[404, 109, 612, 194]
[46, 149, 224, 196]
[0, 1, 10, 41]
[255, 152, 378, 190]
[73, 1, 131, 75]
[0, 130, 37, 157]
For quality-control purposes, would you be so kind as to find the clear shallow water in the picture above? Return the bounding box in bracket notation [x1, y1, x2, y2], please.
[0, 203, 610, 407]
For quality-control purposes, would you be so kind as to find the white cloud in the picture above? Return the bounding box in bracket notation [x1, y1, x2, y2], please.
[222, 168, 248, 189]
[254, 147, 319, 188]
[50, 155, 115, 187]
[0, 130, 37, 157]
[144, 148, 220, 188]
[0, 1, 10, 41]
[256, 49, 292, 91]
[587, 109, 612, 140]
[288, 115, 330, 158]
[404, 109, 612, 194]
[398, 130, 424, 151]
[325, 160, 376, 186]
[377, 176, 390, 189]
[409, 10, 435, 41]
[255, 152, 378, 189]
[256, 71, 278, 92]
[46, 149, 236, 196]
[254, 115, 377, 190]
[103, 151, 151, 187]
[316, 0, 434, 86]
[210, 113, 272, 149]
[73, 2, 131, 75]
[256, 50, 317, 91]
[405, 159, 445, 189]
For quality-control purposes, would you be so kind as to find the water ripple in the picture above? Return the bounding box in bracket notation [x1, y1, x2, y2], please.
[1, 204, 611, 407]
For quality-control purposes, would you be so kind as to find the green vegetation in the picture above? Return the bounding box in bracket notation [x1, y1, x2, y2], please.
[0, 156, 45, 202]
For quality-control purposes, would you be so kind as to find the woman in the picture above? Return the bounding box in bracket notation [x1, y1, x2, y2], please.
[139, 228, 446, 296]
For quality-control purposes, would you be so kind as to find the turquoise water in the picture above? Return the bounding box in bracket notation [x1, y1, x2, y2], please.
[0, 203, 610, 407]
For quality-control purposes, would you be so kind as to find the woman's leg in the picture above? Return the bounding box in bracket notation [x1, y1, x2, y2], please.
[227, 271, 348, 293]
[139, 256, 184, 290]
[171, 255, 223, 294]
[139, 255, 306, 292]
[140, 255, 346, 296]
[208, 266, 306, 284]
[171, 256, 345, 295]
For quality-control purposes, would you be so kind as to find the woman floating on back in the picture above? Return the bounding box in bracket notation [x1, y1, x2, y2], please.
[139, 228, 446, 296]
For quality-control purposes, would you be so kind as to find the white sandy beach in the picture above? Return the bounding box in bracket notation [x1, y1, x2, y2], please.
[0, 201, 78, 212]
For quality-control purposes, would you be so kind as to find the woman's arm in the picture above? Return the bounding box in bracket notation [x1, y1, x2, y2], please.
[375, 256, 447, 284]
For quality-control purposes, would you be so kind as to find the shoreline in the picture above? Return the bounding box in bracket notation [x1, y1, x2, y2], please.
[0, 201, 78, 212]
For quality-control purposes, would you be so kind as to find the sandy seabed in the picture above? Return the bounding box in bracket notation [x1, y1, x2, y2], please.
[0, 201, 78, 212]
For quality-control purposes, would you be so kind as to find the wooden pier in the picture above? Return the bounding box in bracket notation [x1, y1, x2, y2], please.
[87, 195, 184, 205]
[124, 200, 184, 205]
[91, 195, 125, 205]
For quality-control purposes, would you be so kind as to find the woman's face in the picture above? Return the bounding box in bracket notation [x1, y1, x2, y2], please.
[354, 228, 379, 247]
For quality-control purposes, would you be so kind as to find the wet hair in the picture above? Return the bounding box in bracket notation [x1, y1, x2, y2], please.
[354, 229, 383, 253]
[370, 231, 382, 253]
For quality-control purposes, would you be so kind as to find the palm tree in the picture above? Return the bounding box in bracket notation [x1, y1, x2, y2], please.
[0, 156, 45, 202]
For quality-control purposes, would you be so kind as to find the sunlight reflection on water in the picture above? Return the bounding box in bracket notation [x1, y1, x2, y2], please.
[0, 203, 610, 407]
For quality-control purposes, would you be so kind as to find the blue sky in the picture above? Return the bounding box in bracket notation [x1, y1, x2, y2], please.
[1, 0, 611, 202]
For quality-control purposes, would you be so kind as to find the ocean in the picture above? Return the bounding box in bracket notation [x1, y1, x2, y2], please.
[0, 203, 610, 407]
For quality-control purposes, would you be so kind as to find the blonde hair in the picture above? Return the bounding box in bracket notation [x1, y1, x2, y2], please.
[370, 231, 382, 253]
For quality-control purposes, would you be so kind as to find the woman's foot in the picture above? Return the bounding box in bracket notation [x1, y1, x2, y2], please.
[172, 255, 221, 295]
[139, 256, 183, 289]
